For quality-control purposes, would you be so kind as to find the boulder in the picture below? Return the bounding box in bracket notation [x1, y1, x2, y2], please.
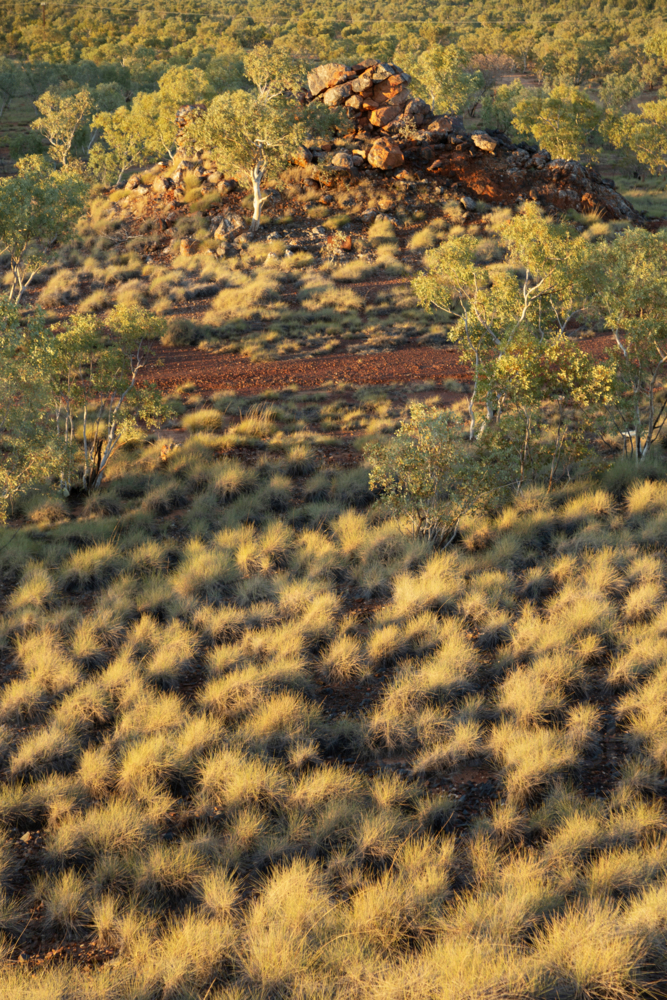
[293, 146, 313, 168]
[331, 150, 355, 169]
[308, 63, 351, 96]
[345, 94, 364, 109]
[213, 213, 245, 240]
[471, 132, 499, 154]
[369, 106, 401, 128]
[125, 174, 140, 190]
[428, 115, 463, 134]
[217, 179, 238, 195]
[323, 82, 353, 107]
[152, 176, 174, 194]
[367, 137, 404, 170]
[350, 69, 375, 93]
[371, 63, 393, 82]
[403, 98, 431, 120]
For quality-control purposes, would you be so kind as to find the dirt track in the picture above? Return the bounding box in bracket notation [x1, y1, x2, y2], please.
[142, 335, 615, 395]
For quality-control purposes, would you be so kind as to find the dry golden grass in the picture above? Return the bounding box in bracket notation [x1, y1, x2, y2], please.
[4, 389, 667, 998]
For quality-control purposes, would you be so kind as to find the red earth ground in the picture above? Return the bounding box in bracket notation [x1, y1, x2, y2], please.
[142, 333, 616, 395]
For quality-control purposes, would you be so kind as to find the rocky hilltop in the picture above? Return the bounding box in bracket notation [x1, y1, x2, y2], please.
[298, 59, 641, 223]
[158, 59, 642, 229]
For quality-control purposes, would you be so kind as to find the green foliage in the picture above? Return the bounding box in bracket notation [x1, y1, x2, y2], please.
[30, 89, 93, 167]
[412, 44, 484, 115]
[88, 105, 145, 186]
[243, 42, 304, 100]
[413, 205, 614, 481]
[188, 53, 340, 230]
[0, 304, 62, 522]
[367, 403, 504, 542]
[1, 303, 170, 514]
[512, 84, 603, 161]
[132, 65, 214, 161]
[0, 156, 87, 303]
[479, 81, 537, 136]
[603, 99, 667, 175]
[598, 69, 642, 113]
[593, 228, 667, 460]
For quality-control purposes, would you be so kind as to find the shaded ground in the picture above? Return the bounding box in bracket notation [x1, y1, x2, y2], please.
[143, 333, 616, 394]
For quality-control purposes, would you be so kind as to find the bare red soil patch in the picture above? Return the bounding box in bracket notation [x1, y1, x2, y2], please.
[142, 334, 616, 395]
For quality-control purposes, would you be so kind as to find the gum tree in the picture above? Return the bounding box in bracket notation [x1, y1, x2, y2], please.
[602, 99, 667, 175]
[594, 228, 667, 461]
[511, 84, 603, 160]
[2, 303, 170, 500]
[129, 66, 215, 161]
[413, 45, 484, 115]
[30, 88, 93, 166]
[88, 105, 146, 186]
[413, 204, 607, 464]
[187, 46, 340, 231]
[0, 156, 87, 304]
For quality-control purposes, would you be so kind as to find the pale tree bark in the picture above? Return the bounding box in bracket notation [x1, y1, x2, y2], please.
[249, 143, 270, 232]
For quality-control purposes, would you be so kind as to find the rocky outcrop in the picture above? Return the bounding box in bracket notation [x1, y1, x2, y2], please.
[305, 58, 434, 135]
[302, 59, 642, 223]
[167, 60, 643, 225]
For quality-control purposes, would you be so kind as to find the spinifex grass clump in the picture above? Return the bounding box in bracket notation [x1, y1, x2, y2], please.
[3, 383, 667, 999]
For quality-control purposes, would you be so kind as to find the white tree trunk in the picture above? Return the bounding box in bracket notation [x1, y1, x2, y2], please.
[250, 158, 267, 232]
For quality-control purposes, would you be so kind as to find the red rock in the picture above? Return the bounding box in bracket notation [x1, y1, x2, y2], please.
[369, 106, 401, 128]
[308, 63, 351, 96]
[367, 137, 404, 170]
[293, 146, 313, 168]
[323, 83, 352, 106]
[350, 69, 375, 93]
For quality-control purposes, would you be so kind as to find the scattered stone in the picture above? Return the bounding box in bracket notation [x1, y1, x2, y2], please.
[428, 115, 463, 133]
[367, 137, 404, 170]
[152, 175, 174, 194]
[293, 146, 313, 168]
[371, 63, 394, 82]
[471, 132, 499, 154]
[213, 213, 245, 240]
[350, 69, 375, 93]
[331, 150, 356, 169]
